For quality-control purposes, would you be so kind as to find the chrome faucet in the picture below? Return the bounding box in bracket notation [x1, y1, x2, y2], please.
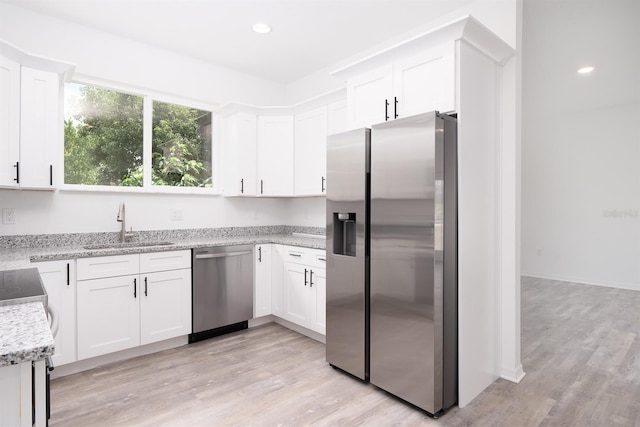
[116, 202, 134, 243]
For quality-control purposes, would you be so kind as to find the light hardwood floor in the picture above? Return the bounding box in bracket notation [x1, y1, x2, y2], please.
[50, 277, 640, 426]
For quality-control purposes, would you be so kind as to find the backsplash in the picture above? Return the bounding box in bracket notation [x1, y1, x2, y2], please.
[0, 225, 325, 249]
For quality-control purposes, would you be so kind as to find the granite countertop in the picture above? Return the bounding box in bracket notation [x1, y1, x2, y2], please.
[0, 302, 54, 366]
[0, 231, 326, 271]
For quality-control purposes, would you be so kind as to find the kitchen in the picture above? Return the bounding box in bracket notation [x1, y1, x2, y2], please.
[1, 0, 638, 425]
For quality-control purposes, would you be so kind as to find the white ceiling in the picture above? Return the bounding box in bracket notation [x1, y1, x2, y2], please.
[1, 0, 477, 84]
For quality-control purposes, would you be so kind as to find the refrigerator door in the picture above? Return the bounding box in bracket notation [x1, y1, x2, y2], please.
[369, 112, 448, 414]
[326, 128, 370, 380]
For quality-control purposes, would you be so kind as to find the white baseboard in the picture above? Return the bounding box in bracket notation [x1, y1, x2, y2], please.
[500, 364, 525, 383]
[521, 272, 640, 292]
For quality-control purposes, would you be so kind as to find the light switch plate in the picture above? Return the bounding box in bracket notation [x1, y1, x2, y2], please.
[170, 209, 184, 221]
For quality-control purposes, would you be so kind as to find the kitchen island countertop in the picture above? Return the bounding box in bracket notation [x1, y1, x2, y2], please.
[0, 302, 54, 366]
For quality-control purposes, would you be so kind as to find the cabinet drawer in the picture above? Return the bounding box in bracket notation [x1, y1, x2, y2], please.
[283, 247, 311, 264]
[140, 250, 191, 273]
[77, 254, 139, 281]
[308, 250, 327, 269]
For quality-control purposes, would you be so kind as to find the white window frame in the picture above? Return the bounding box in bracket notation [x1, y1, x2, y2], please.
[60, 75, 221, 195]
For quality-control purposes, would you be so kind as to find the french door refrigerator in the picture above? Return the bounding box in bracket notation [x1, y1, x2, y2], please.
[326, 111, 458, 416]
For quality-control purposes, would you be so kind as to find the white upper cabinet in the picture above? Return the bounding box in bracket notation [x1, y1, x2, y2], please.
[0, 56, 20, 188]
[257, 115, 294, 196]
[0, 41, 73, 190]
[327, 99, 348, 136]
[19, 67, 60, 189]
[392, 45, 455, 118]
[347, 64, 394, 129]
[222, 112, 257, 196]
[294, 106, 327, 196]
[343, 44, 456, 129]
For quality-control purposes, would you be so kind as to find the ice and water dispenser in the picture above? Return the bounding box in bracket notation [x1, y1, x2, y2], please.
[333, 212, 356, 257]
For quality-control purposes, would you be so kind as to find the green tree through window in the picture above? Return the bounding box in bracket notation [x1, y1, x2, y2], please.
[64, 83, 213, 188]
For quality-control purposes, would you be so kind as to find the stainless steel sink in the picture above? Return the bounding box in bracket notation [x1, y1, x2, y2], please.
[83, 241, 174, 250]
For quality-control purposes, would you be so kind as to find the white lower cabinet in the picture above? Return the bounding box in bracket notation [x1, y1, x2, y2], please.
[0, 360, 46, 427]
[254, 244, 272, 317]
[36, 259, 76, 366]
[76, 250, 191, 360]
[280, 246, 326, 335]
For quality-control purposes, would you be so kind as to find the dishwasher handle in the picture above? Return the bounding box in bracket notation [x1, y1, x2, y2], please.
[195, 250, 253, 259]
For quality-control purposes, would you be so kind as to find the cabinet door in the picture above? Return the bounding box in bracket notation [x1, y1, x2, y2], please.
[257, 115, 294, 196]
[36, 260, 76, 366]
[0, 56, 20, 188]
[294, 106, 327, 196]
[77, 274, 140, 359]
[271, 245, 284, 317]
[309, 267, 326, 335]
[19, 67, 59, 189]
[327, 99, 347, 136]
[223, 112, 257, 196]
[347, 64, 393, 129]
[283, 262, 310, 325]
[140, 269, 191, 345]
[254, 244, 272, 317]
[393, 45, 455, 118]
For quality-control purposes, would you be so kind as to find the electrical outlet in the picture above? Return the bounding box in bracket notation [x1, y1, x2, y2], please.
[2, 208, 16, 225]
[170, 209, 184, 221]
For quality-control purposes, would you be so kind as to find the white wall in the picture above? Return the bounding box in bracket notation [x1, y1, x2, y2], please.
[522, 104, 640, 289]
[0, 190, 288, 235]
[284, 197, 326, 228]
[521, 0, 640, 290]
[0, 2, 285, 106]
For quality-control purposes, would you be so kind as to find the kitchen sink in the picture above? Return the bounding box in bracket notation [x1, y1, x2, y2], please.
[83, 241, 174, 250]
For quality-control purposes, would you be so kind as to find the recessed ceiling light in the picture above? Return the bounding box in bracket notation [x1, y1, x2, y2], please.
[252, 23, 271, 34]
[577, 66, 595, 74]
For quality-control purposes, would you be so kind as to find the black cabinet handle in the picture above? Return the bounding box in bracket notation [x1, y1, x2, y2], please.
[385, 99, 389, 121]
[394, 97, 399, 119]
[134, 278, 137, 298]
[66, 263, 70, 286]
[144, 277, 148, 297]
[240, 178, 244, 194]
[321, 176, 325, 192]
[304, 269, 308, 286]
[260, 179, 264, 195]
[310, 270, 314, 287]
[289, 253, 302, 258]
[13, 162, 19, 183]
[258, 246, 262, 262]
[49, 165, 53, 186]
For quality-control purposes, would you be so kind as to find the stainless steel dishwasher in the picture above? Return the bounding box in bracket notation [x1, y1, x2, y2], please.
[190, 245, 254, 342]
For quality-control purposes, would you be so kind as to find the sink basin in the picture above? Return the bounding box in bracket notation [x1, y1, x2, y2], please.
[83, 241, 174, 250]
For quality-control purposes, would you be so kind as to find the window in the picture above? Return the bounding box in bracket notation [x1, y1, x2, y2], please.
[64, 82, 213, 190]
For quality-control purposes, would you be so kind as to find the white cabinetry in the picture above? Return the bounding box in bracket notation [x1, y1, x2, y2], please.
[294, 106, 327, 196]
[19, 67, 59, 188]
[222, 112, 257, 196]
[0, 360, 46, 427]
[36, 260, 76, 366]
[327, 99, 348, 136]
[254, 244, 272, 317]
[76, 250, 191, 360]
[281, 246, 326, 334]
[0, 41, 73, 189]
[257, 115, 294, 196]
[0, 56, 20, 188]
[346, 44, 455, 129]
[271, 244, 284, 317]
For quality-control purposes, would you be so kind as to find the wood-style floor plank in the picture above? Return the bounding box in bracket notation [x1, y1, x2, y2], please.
[50, 277, 640, 426]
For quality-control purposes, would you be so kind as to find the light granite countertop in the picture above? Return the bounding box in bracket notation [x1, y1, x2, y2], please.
[0, 232, 326, 271]
[0, 302, 54, 366]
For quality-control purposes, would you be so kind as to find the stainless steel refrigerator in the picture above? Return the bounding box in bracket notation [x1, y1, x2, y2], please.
[326, 111, 458, 416]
